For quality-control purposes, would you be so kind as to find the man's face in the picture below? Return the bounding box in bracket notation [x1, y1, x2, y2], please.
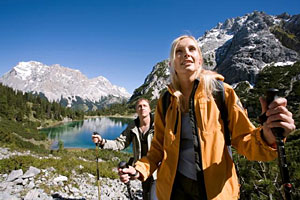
[136, 100, 151, 118]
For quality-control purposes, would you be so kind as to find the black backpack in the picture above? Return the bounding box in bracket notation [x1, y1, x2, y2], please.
[161, 80, 233, 158]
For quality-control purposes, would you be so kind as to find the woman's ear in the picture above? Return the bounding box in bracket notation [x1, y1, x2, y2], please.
[168, 61, 171, 67]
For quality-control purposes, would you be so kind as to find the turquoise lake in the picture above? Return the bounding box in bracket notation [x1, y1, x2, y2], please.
[40, 117, 133, 151]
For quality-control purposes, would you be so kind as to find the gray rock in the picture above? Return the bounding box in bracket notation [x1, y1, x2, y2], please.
[53, 175, 68, 183]
[24, 189, 42, 200]
[22, 178, 29, 186]
[7, 169, 23, 182]
[0, 181, 14, 190]
[70, 186, 80, 194]
[13, 178, 23, 185]
[27, 181, 35, 189]
[11, 185, 24, 194]
[22, 166, 41, 178]
[0, 192, 20, 200]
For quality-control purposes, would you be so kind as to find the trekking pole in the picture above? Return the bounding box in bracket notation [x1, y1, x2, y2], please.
[265, 89, 292, 200]
[93, 132, 101, 200]
[118, 161, 134, 200]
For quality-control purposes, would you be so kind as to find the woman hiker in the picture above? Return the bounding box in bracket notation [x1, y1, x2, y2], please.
[118, 35, 295, 200]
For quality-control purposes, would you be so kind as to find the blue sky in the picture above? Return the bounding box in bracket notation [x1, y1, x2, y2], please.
[0, 0, 299, 94]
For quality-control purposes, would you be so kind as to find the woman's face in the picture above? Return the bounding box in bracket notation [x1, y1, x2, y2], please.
[173, 38, 202, 77]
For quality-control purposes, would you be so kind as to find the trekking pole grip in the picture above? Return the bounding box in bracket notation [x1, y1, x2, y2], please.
[265, 89, 285, 138]
[118, 161, 131, 186]
[118, 161, 134, 200]
[118, 161, 128, 169]
[265, 88, 292, 200]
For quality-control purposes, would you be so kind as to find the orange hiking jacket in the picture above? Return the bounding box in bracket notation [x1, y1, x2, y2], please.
[135, 77, 277, 200]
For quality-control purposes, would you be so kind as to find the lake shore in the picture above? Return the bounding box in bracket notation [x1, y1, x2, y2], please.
[85, 114, 136, 119]
[39, 114, 136, 130]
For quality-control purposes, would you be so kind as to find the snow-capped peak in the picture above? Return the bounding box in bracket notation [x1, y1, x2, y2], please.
[12, 61, 47, 80]
[0, 61, 131, 108]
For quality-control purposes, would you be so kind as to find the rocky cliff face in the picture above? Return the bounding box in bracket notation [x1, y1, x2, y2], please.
[271, 13, 300, 54]
[202, 11, 299, 84]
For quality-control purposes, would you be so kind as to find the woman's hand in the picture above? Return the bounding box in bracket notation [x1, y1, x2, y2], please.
[259, 97, 295, 145]
[118, 165, 140, 183]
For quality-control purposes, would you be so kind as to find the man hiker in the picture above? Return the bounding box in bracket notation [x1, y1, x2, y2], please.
[92, 98, 158, 200]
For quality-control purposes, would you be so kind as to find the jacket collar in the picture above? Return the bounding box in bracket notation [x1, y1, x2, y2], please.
[167, 78, 201, 96]
[134, 113, 154, 128]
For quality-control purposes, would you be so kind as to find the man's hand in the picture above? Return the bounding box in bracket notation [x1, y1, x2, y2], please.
[92, 132, 104, 145]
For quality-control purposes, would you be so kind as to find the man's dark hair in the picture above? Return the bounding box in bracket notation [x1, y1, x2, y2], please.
[136, 98, 151, 109]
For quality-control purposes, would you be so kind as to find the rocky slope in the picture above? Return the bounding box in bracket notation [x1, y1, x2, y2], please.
[0, 148, 142, 200]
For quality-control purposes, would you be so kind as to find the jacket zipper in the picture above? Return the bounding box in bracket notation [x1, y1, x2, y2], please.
[189, 79, 208, 200]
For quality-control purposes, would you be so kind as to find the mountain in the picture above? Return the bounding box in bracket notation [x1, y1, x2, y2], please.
[0, 61, 131, 111]
[129, 60, 170, 107]
[129, 11, 300, 106]
[201, 11, 299, 84]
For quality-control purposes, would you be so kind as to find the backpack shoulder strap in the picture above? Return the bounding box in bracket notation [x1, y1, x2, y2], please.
[162, 90, 179, 135]
[213, 80, 232, 155]
[162, 90, 171, 121]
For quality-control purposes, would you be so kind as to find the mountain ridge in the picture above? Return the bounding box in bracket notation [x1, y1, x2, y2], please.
[0, 61, 131, 111]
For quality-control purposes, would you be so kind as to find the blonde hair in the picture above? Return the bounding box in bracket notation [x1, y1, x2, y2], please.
[169, 35, 218, 111]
